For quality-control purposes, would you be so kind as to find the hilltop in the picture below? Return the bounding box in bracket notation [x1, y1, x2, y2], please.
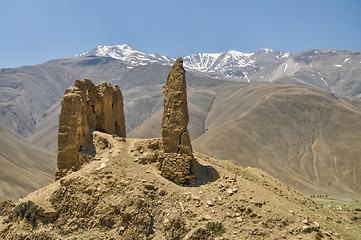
[1, 132, 360, 239]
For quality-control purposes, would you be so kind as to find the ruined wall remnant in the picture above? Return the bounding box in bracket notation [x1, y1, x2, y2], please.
[161, 57, 194, 184]
[158, 153, 194, 185]
[56, 79, 125, 179]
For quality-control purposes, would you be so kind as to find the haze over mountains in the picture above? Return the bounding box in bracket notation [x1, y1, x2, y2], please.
[1, 44, 361, 200]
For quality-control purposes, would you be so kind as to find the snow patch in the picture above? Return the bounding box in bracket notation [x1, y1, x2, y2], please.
[283, 64, 288, 71]
[281, 52, 291, 58]
[317, 72, 329, 86]
[243, 72, 250, 83]
[343, 57, 350, 64]
[263, 48, 274, 53]
[334, 65, 342, 67]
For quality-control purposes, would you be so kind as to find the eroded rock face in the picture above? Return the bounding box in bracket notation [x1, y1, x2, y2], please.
[56, 79, 125, 179]
[162, 57, 192, 155]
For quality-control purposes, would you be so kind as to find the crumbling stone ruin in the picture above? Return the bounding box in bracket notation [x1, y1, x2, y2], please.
[158, 153, 194, 184]
[160, 57, 194, 184]
[162, 57, 192, 155]
[56, 58, 194, 185]
[56, 79, 125, 180]
[131, 139, 195, 185]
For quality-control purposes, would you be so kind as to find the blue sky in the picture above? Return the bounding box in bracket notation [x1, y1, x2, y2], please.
[1, 0, 360, 68]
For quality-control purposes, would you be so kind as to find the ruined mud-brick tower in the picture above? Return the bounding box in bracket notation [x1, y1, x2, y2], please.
[161, 57, 194, 184]
[56, 79, 125, 180]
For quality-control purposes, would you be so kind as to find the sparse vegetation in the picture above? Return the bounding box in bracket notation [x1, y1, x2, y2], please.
[190, 222, 226, 239]
[190, 228, 212, 240]
[246, 207, 253, 214]
[313, 198, 361, 240]
[315, 231, 323, 240]
[206, 222, 226, 237]
[10, 201, 44, 227]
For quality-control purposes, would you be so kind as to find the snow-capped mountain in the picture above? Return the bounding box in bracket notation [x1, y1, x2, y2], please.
[185, 49, 292, 80]
[75, 44, 293, 80]
[183, 51, 255, 72]
[75, 44, 174, 66]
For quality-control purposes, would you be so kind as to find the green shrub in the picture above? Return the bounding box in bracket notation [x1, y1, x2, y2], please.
[246, 207, 253, 214]
[315, 231, 323, 240]
[190, 222, 226, 239]
[10, 201, 44, 227]
[190, 228, 212, 240]
[206, 222, 226, 237]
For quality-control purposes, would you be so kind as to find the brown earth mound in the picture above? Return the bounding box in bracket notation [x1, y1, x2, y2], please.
[1, 132, 359, 239]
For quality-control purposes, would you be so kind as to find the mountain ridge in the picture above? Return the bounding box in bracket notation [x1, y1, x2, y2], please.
[1, 44, 361, 201]
[74, 44, 292, 78]
[74, 45, 361, 100]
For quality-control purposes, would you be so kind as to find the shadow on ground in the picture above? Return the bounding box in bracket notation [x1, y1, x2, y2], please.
[190, 159, 219, 187]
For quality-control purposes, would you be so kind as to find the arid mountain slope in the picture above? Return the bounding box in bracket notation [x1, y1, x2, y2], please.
[0, 57, 236, 151]
[128, 87, 225, 140]
[269, 50, 361, 98]
[1, 49, 360, 149]
[1, 132, 359, 239]
[0, 124, 56, 201]
[193, 83, 361, 198]
[1, 49, 361, 201]
[76, 45, 361, 100]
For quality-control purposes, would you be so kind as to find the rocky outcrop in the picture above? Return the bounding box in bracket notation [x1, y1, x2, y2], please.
[162, 57, 192, 155]
[161, 57, 193, 184]
[56, 79, 125, 179]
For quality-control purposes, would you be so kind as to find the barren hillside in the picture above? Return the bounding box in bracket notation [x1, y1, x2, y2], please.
[0, 124, 56, 201]
[193, 83, 361, 199]
[131, 83, 361, 199]
[1, 132, 359, 239]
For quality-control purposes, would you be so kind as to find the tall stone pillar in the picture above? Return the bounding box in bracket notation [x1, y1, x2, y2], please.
[160, 57, 194, 184]
[162, 57, 192, 155]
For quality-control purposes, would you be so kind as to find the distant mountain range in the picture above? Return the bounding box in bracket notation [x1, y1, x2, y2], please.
[1, 44, 361, 200]
[74, 44, 361, 99]
[75, 44, 174, 66]
[75, 44, 292, 80]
